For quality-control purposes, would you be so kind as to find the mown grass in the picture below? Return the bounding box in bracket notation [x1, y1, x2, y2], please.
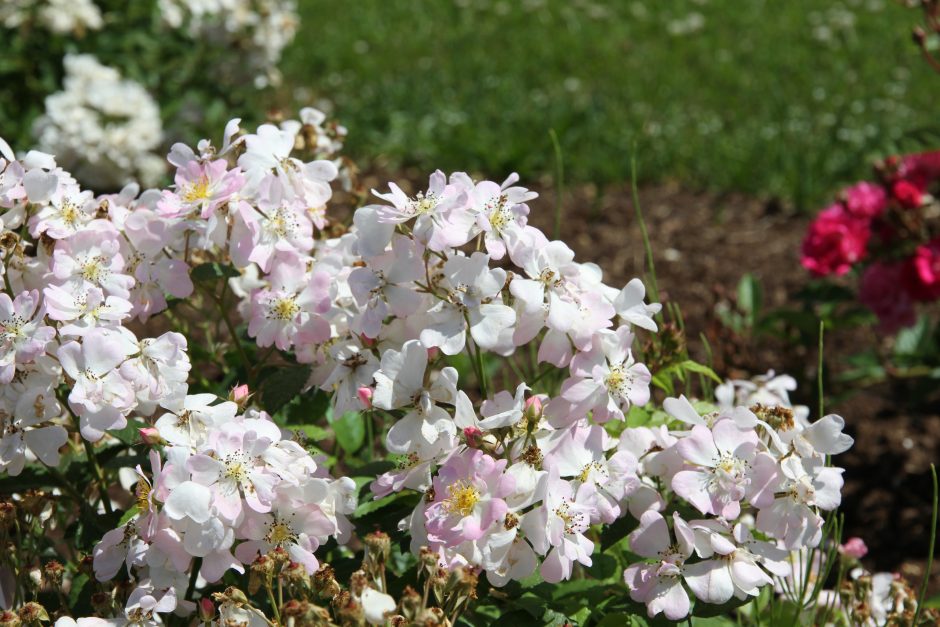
[282, 0, 939, 209]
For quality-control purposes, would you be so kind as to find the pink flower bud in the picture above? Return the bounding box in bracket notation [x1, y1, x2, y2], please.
[357, 386, 373, 409]
[138, 427, 165, 446]
[359, 334, 375, 347]
[198, 598, 215, 621]
[463, 426, 482, 447]
[427, 346, 439, 360]
[523, 395, 543, 423]
[839, 537, 868, 559]
[230, 384, 250, 403]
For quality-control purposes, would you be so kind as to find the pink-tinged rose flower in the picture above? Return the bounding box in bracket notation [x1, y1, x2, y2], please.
[843, 182, 886, 218]
[899, 150, 940, 192]
[858, 262, 917, 333]
[911, 238, 940, 302]
[801, 205, 870, 276]
[892, 179, 923, 208]
[840, 537, 868, 559]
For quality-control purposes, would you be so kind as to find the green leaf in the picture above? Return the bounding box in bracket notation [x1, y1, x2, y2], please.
[190, 262, 239, 283]
[737, 273, 762, 324]
[285, 389, 331, 426]
[333, 411, 365, 454]
[294, 424, 330, 441]
[260, 365, 312, 415]
[68, 573, 90, 609]
[354, 492, 403, 518]
[118, 505, 140, 526]
[679, 360, 723, 383]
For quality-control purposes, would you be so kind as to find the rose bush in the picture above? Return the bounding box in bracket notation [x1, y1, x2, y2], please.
[0, 115, 935, 626]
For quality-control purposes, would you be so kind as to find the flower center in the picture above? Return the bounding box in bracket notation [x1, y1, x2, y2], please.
[444, 480, 480, 517]
[265, 519, 298, 547]
[605, 365, 632, 396]
[554, 498, 587, 535]
[80, 256, 109, 284]
[182, 176, 211, 203]
[268, 296, 300, 321]
[486, 195, 511, 231]
[221, 451, 253, 486]
[265, 208, 297, 238]
[407, 191, 440, 216]
[59, 201, 80, 227]
[578, 461, 608, 484]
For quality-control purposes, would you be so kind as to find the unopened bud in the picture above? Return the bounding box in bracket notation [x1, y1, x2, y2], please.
[524, 395, 543, 418]
[198, 598, 215, 622]
[228, 384, 251, 410]
[357, 386, 373, 409]
[463, 426, 483, 447]
[138, 427, 165, 446]
[840, 537, 869, 559]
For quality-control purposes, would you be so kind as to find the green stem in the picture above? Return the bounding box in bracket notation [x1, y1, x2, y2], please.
[914, 464, 938, 626]
[630, 149, 660, 309]
[186, 557, 202, 602]
[549, 129, 565, 241]
[265, 584, 282, 624]
[82, 439, 113, 515]
[58, 390, 112, 515]
[817, 321, 825, 418]
[211, 286, 252, 376]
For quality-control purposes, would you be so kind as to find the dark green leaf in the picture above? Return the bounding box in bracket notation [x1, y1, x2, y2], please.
[190, 262, 240, 283]
[333, 411, 365, 454]
[260, 366, 312, 415]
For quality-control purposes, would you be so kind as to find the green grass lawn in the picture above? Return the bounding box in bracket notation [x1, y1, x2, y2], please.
[282, 0, 939, 209]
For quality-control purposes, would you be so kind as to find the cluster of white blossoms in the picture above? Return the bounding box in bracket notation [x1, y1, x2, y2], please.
[0, 0, 103, 35]
[0, 112, 904, 625]
[32, 54, 165, 190]
[157, 0, 300, 87]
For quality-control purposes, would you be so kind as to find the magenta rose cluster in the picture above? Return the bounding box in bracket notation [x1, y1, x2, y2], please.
[801, 149, 940, 332]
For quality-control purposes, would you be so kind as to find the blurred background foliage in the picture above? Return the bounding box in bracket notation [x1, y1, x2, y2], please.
[2, 0, 937, 210]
